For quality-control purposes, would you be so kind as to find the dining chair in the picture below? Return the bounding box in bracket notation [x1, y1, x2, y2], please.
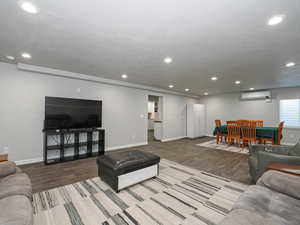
[256, 120, 264, 127]
[249, 120, 258, 127]
[251, 120, 263, 127]
[241, 125, 257, 147]
[227, 120, 237, 125]
[277, 121, 284, 145]
[215, 120, 227, 144]
[237, 120, 250, 127]
[227, 124, 241, 146]
[261, 121, 284, 145]
[215, 120, 221, 127]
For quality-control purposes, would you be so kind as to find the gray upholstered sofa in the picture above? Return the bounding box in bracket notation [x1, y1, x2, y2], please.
[248, 142, 300, 182]
[0, 161, 33, 225]
[220, 170, 300, 225]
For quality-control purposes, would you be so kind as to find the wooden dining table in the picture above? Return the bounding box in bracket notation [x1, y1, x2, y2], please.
[213, 125, 281, 144]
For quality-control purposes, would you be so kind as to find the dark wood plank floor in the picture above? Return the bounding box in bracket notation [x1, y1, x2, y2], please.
[20, 134, 251, 193]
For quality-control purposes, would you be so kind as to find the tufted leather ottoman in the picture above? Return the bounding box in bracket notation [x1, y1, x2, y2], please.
[97, 150, 160, 192]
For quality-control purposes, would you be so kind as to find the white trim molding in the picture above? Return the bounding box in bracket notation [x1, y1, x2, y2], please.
[14, 142, 148, 165]
[106, 142, 148, 151]
[15, 157, 43, 166]
[17, 63, 200, 99]
[161, 136, 186, 142]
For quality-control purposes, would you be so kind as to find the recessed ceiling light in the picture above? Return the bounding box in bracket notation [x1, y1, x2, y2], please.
[21, 52, 31, 59]
[164, 57, 173, 64]
[185, 88, 190, 92]
[249, 88, 255, 91]
[6, 56, 15, 60]
[204, 92, 208, 96]
[235, 80, 241, 84]
[19, 1, 38, 14]
[211, 77, 218, 81]
[169, 85, 174, 88]
[121, 74, 128, 79]
[267, 15, 284, 26]
[286, 62, 296, 67]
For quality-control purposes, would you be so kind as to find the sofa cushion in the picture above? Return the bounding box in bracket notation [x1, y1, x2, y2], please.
[220, 208, 288, 225]
[0, 195, 33, 225]
[0, 173, 32, 200]
[289, 140, 300, 156]
[257, 170, 300, 200]
[231, 185, 300, 225]
[0, 161, 16, 178]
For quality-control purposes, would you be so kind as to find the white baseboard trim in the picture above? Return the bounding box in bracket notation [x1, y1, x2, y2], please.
[14, 142, 149, 165]
[161, 136, 186, 142]
[15, 157, 43, 166]
[206, 134, 215, 137]
[106, 142, 148, 151]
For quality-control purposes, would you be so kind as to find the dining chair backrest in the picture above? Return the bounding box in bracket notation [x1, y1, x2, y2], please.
[278, 121, 284, 129]
[215, 120, 221, 127]
[278, 121, 284, 137]
[227, 121, 237, 125]
[237, 120, 250, 127]
[241, 125, 256, 141]
[256, 120, 264, 127]
[227, 124, 240, 138]
[251, 120, 263, 127]
[249, 120, 258, 127]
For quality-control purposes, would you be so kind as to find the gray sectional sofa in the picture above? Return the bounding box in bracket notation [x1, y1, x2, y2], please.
[0, 161, 33, 225]
[249, 142, 300, 182]
[220, 170, 300, 225]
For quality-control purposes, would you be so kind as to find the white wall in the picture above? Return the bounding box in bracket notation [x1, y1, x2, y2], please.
[163, 95, 197, 140]
[200, 87, 300, 144]
[0, 62, 198, 163]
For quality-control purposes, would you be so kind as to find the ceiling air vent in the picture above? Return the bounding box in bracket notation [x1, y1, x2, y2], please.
[240, 90, 271, 101]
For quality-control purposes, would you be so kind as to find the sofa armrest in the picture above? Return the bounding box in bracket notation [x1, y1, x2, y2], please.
[250, 144, 292, 155]
[248, 144, 265, 156]
[264, 145, 292, 155]
[255, 151, 300, 179]
[257, 170, 300, 200]
[0, 161, 17, 178]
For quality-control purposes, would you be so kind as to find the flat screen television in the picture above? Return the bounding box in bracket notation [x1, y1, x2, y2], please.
[44, 97, 102, 131]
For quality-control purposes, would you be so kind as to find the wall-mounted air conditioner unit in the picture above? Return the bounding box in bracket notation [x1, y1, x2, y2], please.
[240, 90, 271, 101]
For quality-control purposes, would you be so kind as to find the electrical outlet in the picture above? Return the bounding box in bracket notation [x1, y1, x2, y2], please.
[132, 134, 136, 140]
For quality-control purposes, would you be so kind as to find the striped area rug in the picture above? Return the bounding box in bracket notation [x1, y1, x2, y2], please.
[33, 159, 248, 225]
[196, 140, 249, 154]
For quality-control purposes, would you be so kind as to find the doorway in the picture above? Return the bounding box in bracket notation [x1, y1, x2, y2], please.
[147, 95, 163, 142]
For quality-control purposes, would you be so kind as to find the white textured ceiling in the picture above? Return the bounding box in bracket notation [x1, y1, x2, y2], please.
[1, 0, 300, 96]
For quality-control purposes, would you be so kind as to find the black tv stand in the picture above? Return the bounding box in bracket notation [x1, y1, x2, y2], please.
[43, 128, 105, 165]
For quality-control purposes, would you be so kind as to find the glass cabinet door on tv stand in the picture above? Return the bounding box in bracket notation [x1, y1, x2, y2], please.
[43, 128, 104, 165]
